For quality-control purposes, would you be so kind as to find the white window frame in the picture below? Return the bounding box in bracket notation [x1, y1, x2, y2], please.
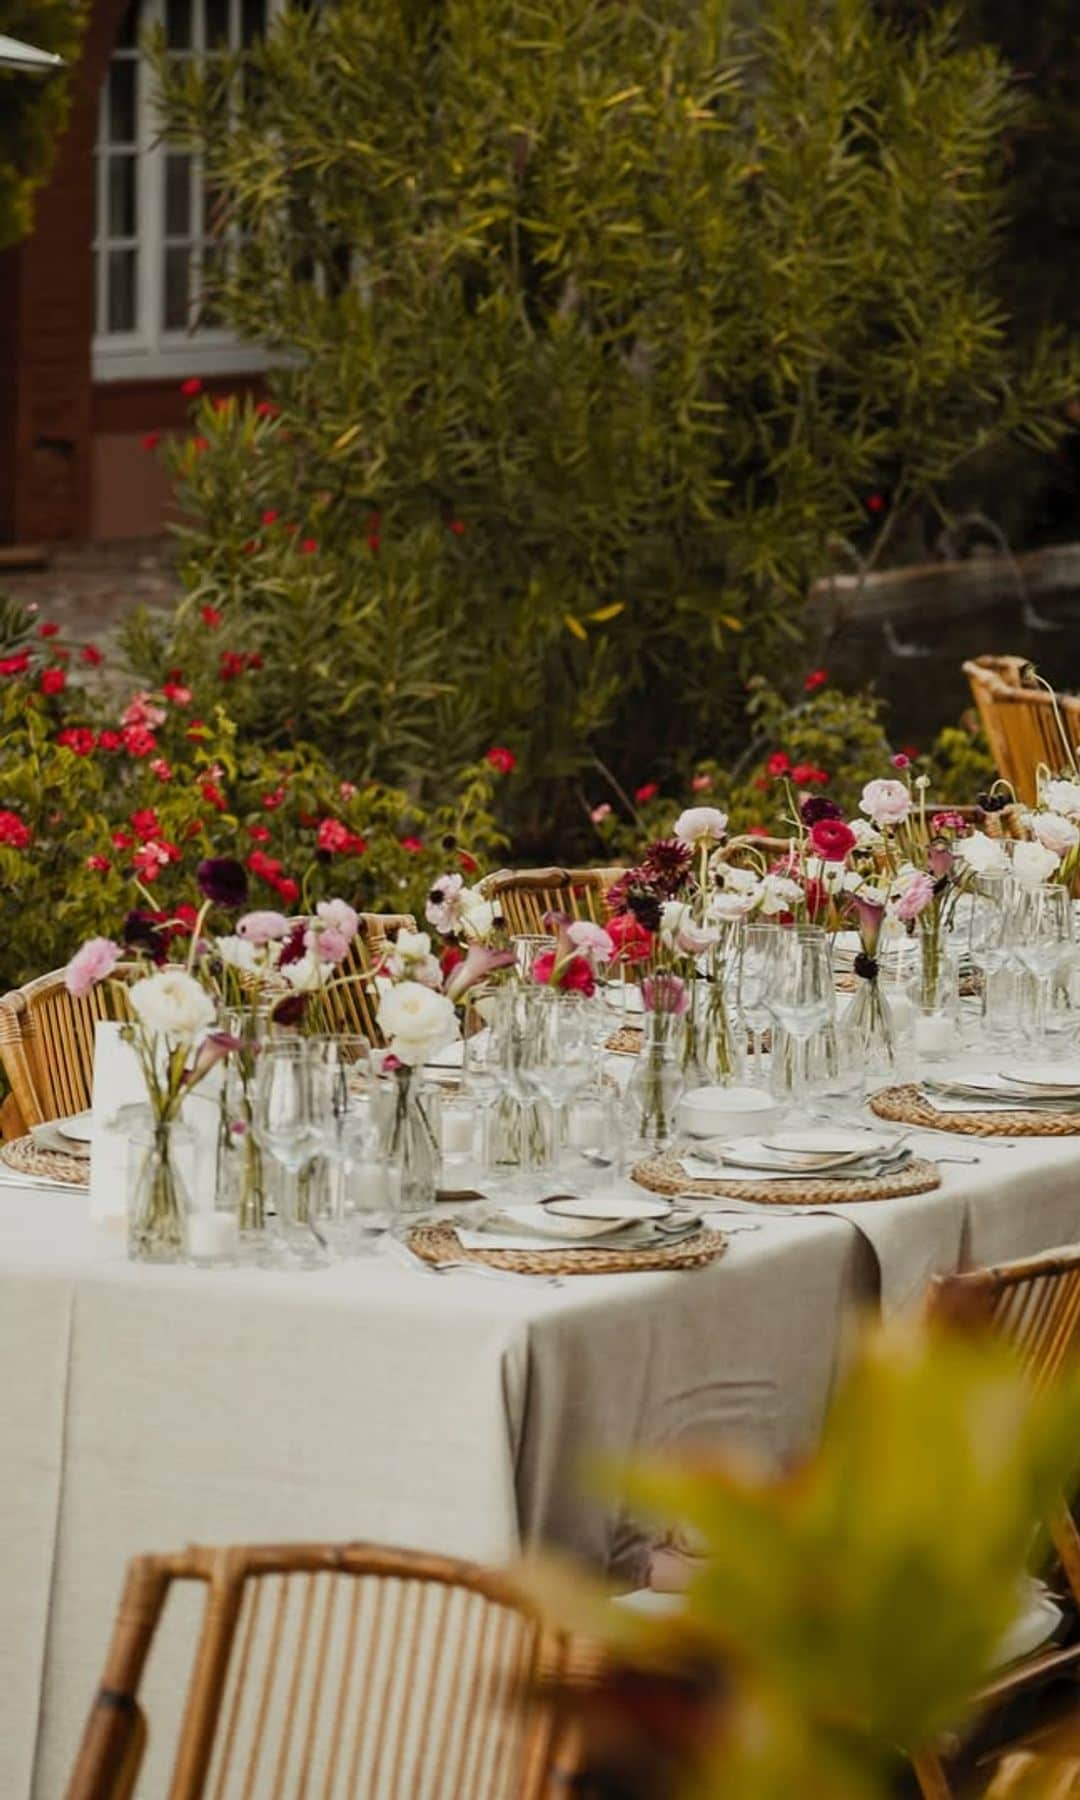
[92, 0, 279, 383]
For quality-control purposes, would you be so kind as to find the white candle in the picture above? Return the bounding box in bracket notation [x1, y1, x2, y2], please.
[914, 1014, 957, 1058]
[186, 1211, 240, 1261]
[568, 1101, 606, 1149]
[441, 1108, 475, 1155]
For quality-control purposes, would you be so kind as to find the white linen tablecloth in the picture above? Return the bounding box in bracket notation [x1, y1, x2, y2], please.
[4, 1126, 1080, 1797]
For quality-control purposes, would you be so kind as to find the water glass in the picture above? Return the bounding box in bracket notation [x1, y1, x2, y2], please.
[1010, 884, 1074, 1046]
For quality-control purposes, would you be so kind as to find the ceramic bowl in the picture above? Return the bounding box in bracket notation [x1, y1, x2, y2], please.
[678, 1084, 780, 1141]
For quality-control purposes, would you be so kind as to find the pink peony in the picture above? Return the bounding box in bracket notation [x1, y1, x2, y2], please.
[66, 937, 122, 997]
[237, 910, 292, 944]
[1031, 812, 1080, 858]
[892, 872, 935, 922]
[859, 778, 912, 828]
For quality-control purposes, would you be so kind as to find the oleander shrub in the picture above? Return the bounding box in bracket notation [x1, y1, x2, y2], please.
[0, 0, 84, 248]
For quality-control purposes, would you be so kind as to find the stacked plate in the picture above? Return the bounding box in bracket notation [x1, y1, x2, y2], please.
[922, 1064, 1080, 1111]
[681, 1127, 910, 1183]
[456, 1192, 700, 1252]
[29, 1111, 93, 1158]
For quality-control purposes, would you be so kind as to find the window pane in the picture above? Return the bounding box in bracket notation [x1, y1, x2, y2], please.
[205, 0, 229, 48]
[241, 0, 265, 42]
[107, 155, 137, 237]
[108, 61, 136, 144]
[199, 240, 224, 325]
[92, 251, 101, 333]
[166, 0, 191, 49]
[164, 245, 191, 330]
[165, 154, 191, 237]
[106, 248, 137, 332]
[114, 0, 140, 49]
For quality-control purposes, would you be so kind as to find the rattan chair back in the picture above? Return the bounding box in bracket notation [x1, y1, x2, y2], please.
[315, 913, 414, 1046]
[963, 656, 1080, 808]
[0, 967, 130, 1130]
[482, 867, 624, 936]
[65, 1540, 584, 1800]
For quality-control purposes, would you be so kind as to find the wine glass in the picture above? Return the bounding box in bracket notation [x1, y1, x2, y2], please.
[764, 927, 835, 1109]
[735, 922, 778, 1085]
[525, 991, 595, 1160]
[1010, 884, 1074, 1046]
[306, 1036, 385, 1252]
[251, 1041, 335, 1260]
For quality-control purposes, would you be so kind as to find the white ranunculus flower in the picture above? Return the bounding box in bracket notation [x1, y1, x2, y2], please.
[459, 890, 495, 938]
[673, 805, 728, 846]
[1030, 811, 1080, 858]
[283, 952, 330, 993]
[1011, 840, 1060, 889]
[215, 934, 261, 975]
[954, 830, 1009, 877]
[659, 900, 692, 945]
[378, 981, 460, 1066]
[1041, 778, 1080, 821]
[720, 864, 760, 894]
[129, 969, 216, 1041]
[710, 889, 761, 922]
[759, 873, 803, 916]
[847, 818, 884, 850]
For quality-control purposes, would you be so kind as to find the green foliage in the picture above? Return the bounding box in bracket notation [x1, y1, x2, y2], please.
[0, 0, 84, 249]
[0, 600, 506, 994]
[526, 1319, 1080, 1799]
[142, 0, 1078, 844]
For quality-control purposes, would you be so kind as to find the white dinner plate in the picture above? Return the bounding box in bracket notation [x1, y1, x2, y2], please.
[56, 1112, 94, 1144]
[542, 1193, 672, 1223]
[490, 1205, 635, 1241]
[763, 1128, 880, 1158]
[999, 1063, 1080, 1093]
[31, 1120, 91, 1158]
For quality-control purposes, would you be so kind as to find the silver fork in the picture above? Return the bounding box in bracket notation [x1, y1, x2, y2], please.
[382, 1234, 563, 1288]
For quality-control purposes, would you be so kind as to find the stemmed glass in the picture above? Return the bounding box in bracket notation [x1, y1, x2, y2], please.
[525, 991, 595, 1164]
[735, 923, 777, 1086]
[965, 872, 1016, 1047]
[1010, 884, 1074, 1047]
[306, 1035, 386, 1253]
[251, 1041, 334, 1260]
[764, 926, 836, 1110]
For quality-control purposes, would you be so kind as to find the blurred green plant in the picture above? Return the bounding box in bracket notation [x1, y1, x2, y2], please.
[524, 1319, 1080, 1799]
[0, 0, 84, 248]
[139, 0, 1078, 845]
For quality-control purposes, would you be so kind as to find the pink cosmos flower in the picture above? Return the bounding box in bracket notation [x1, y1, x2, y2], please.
[859, 778, 912, 828]
[236, 910, 292, 944]
[66, 937, 122, 997]
[892, 872, 935, 921]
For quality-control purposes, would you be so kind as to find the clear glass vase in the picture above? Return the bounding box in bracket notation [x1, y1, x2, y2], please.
[376, 1069, 443, 1213]
[682, 973, 743, 1088]
[625, 1010, 686, 1151]
[915, 930, 961, 1060]
[217, 1053, 270, 1239]
[845, 973, 901, 1081]
[127, 1111, 193, 1264]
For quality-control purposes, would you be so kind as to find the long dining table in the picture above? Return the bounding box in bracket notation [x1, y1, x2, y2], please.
[4, 1121, 1080, 1798]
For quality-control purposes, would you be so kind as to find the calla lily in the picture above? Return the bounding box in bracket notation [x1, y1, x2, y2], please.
[846, 890, 887, 952]
[444, 942, 517, 1002]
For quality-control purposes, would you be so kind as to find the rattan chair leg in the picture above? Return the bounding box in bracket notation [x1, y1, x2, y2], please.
[65, 1557, 174, 1799]
[912, 1748, 953, 1799]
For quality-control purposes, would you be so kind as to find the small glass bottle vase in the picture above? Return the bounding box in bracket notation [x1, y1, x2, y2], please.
[914, 931, 961, 1061]
[625, 1010, 686, 1152]
[377, 1069, 443, 1213]
[216, 1045, 270, 1243]
[845, 971, 901, 1082]
[127, 1110, 194, 1264]
[682, 975, 743, 1089]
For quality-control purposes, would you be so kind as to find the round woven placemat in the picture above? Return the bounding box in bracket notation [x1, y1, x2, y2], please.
[631, 1151, 940, 1206]
[869, 1084, 1080, 1138]
[604, 1026, 773, 1057]
[1, 1136, 89, 1187]
[406, 1220, 727, 1276]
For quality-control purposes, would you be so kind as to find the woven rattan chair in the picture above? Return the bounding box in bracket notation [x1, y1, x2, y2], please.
[0, 967, 130, 1134]
[482, 868, 624, 935]
[964, 656, 1080, 808]
[315, 913, 414, 1046]
[65, 1540, 585, 1800]
[908, 1249, 1080, 1798]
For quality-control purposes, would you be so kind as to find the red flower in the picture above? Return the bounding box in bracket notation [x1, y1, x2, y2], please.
[901, 743, 920, 762]
[866, 491, 886, 515]
[133, 839, 181, 881]
[634, 781, 659, 804]
[213, 395, 233, 413]
[273, 876, 300, 905]
[184, 819, 203, 839]
[261, 787, 285, 811]
[149, 757, 173, 782]
[606, 911, 654, 965]
[0, 652, 29, 676]
[0, 811, 32, 849]
[111, 830, 133, 850]
[248, 823, 271, 843]
[241, 539, 259, 556]
[534, 950, 596, 998]
[40, 668, 66, 696]
[200, 605, 223, 629]
[247, 849, 284, 882]
[190, 436, 210, 455]
[219, 650, 246, 681]
[141, 432, 161, 452]
[181, 377, 203, 396]
[400, 836, 424, 853]
[803, 668, 828, 693]
[185, 719, 209, 741]
[316, 818, 366, 854]
[200, 781, 228, 812]
[299, 537, 318, 555]
[367, 533, 380, 553]
[261, 509, 279, 526]
[122, 725, 157, 757]
[459, 851, 479, 876]
[37, 622, 59, 639]
[56, 727, 96, 756]
[247, 652, 263, 670]
[254, 400, 279, 419]
[448, 519, 466, 536]
[130, 808, 161, 841]
[791, 763, 829, 787]
[809, 818, 856, 862]
[752, 776, 770, 791]
[162, 681, 191, 706]
[745, 825, 771, 839]
[97, 728, 122, 750]
[486, 746, 517, 775]
[80, 644, 103, 667]
[85, 854, 110, 873]
[765, 751, 790, 779]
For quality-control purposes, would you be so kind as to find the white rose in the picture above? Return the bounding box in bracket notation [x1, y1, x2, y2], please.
[215, 935, 261, 975]
[1011, 840, 1060, 889]
[129, 970, 216, 1041]
[377, 981, 460, 1066]
[1041, 779, 1080, 821]
[954, 831, 1009, 877]
[673, 806, 728, 846]
[1030, 812, 1080, 858]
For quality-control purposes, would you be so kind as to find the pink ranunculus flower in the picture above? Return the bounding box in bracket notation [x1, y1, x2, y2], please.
[66, 936, 122, 997]
[1031, 812, 1080, 858]
[313, 926, 351, 964]
[566, 920, 615, 962]
[316, 897, 360, 942]
[892, 872, 936, 921]
[673, 805, 729, 846]
[859, 778, 912, 828]
[237, 910, 292, 944]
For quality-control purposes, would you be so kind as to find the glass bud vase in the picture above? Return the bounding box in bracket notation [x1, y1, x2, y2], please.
[845, 971, 901, 1082]
[377, 1068, 443, 1213]
[127, 1110, 193, 1264]
[683, 973, 743, 1089]
[914, 931, 961, 1061]
[625, 1010, 686, 1152]
[216, 1027, 270, 1243]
